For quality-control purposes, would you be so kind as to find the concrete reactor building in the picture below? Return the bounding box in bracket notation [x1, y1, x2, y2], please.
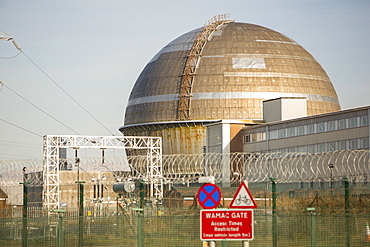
[120, 15, 340, 155]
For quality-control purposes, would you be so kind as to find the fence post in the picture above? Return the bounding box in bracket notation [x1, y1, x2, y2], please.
[53, 209, 66, 247]
[20, 181, 29, 247]
[307, 207, 316, 247]
[137, 180, 145, 247]
[76, 181, 85, 247]
[343, 178, 350, 247]
[269, 178, 277, 247]
[137, 210, 144, 247]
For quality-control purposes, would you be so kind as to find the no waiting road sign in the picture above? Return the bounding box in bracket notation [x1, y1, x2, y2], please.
[197, 183, 222, 209]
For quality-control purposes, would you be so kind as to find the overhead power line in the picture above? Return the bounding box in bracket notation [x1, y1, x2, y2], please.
[0, 81, 81, 135]
[0, 118, 42, 137]
[0, 31, 115, 135]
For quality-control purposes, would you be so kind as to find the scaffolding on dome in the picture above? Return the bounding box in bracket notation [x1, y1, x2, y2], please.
[177, 14, 235, 120]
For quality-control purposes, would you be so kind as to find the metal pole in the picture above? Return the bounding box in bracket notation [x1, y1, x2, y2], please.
[52, 209, 66, 247]
[222, 240, 227, 247]
[343, 178, 350, 247]
[76, 181, 85, 247]
[243, 180, 249, 247]
[58, 212, 64, 247]
[21, 181, 29, 247]
[138, 180, 145, 247]
[139, 180, 145, 209]
[307, 208, 316, 247]
[343, 178, 350, 213]
[270, 178, 277, 247]
[138, 212, 144, 247]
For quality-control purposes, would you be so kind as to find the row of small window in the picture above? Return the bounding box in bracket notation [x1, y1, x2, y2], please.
[268, 138, 369, 155]
[297, 176, 368, 190]
[244, 115, 369, 143]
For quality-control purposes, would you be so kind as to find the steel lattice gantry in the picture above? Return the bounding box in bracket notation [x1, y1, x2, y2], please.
[43, 135, 162, 212]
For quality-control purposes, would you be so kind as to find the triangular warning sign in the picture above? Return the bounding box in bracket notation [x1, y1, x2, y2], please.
[229, 182, 257, 208]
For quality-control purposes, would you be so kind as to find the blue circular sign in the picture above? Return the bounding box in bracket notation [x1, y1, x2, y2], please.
[197, 183, 222, 209]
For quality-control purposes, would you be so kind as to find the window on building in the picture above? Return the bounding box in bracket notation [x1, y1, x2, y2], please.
[299, 181, 304, 189]
[279, 148, 287, 154]
[361, 138, 369, 148]
[338, 119, 346, 129]
[278, 129, 286, 138]
[309, 180, 314, 189]
[328, 120, 336, 131]
[349, 139, 357, 149]
[328, 142, 335, 152]
[244, 135, 251, 143]
[361, 115, 369, 126]
[317, 143, 326, 153]
[251, 134, 258, 142]
[349, 117, 358, 128]
[329, 179, 334, 189]
[308, 145, 315, 154]
[307, 124, 315, 134]
[319, 180, 324, 188]
[297, 146, 307, 153]
[317, 122, 325, 132]
[287, 127, 296, 137]
[339, 141, 346, 150]
[269, 130, 278, 140]
[340, 179, 345, 187]
[297, 126, 305, 135]
[257, 132, 266, 141]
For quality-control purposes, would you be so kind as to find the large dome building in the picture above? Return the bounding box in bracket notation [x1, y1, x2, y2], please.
[120, 16, 340, 155]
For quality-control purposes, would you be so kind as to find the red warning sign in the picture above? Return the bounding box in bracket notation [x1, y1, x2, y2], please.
[229, 182, 257, 209]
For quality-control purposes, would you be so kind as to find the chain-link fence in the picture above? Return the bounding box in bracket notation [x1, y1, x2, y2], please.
[0, 209, 369, 246]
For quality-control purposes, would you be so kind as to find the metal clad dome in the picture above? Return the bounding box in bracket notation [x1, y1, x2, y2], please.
[124, 21, 340, 126]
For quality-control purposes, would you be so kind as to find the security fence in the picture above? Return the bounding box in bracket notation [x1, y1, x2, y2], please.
[1, 150, 369, 186]
[0, 207, 369, 246]
[0, 150, 369, 246]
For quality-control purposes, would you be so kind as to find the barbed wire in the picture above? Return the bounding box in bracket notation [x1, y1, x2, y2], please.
[0, 150, 368, 187]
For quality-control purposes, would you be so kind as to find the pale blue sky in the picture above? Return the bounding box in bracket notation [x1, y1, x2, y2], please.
[0, 0, 369, 160]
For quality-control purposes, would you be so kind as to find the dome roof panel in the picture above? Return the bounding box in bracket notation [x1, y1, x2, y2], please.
[124, 22, 340, 126]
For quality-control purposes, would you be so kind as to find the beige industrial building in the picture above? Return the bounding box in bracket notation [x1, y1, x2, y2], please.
[242, 103, 369, 154]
